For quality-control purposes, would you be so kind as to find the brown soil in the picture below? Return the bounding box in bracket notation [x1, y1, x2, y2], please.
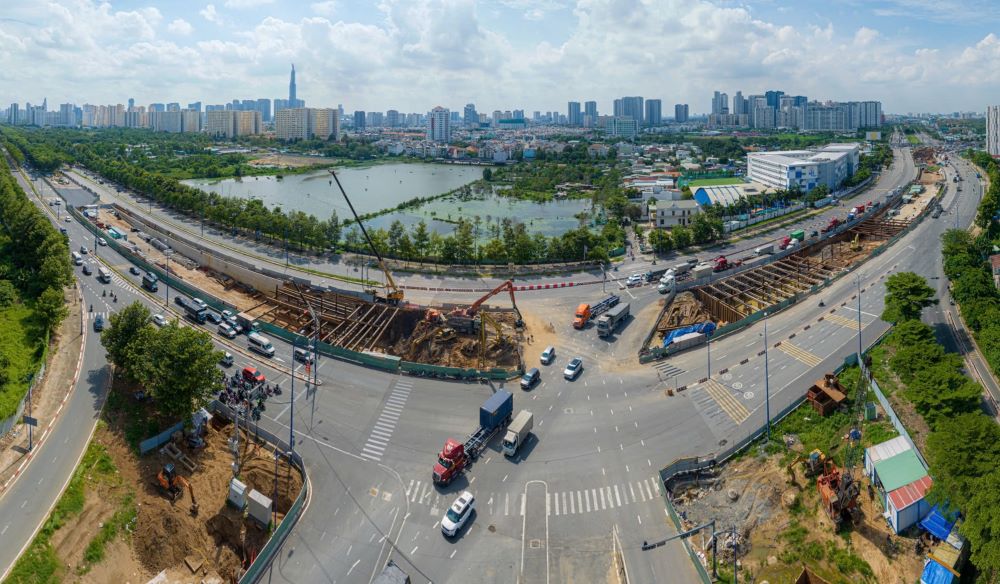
[655, 292, 714, 334]
[247, 154, 328, 169]
[0, 287, 83, 481]
[79, 539, 147, 584]
[673, 455, 923, 584]
[391, 314, 522, 369]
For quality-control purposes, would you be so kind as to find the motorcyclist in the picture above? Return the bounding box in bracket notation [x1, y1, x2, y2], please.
[89, 304, 93, 312]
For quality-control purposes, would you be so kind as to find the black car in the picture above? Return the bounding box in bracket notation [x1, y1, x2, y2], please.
[204, 310, 223, 324]
[94, 315, 104, 332]
[82, 264, 92, 276]
[520, 368, 540, 390]
[129, 266, 141, 276]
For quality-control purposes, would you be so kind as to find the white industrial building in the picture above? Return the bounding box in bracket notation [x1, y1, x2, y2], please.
[988, 105, 1000, 156]
[746, 143, 861, 192]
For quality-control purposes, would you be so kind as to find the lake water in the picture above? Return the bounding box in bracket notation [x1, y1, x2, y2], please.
[184, 162, 593, 237]
[183, 163, 483, 217]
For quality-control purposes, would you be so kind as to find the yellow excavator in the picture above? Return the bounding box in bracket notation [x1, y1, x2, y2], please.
[155, 463, 199, 515]
[330, 170, 404, 305]
[850, 233, 862, 251]
[786, 449, 827, 488]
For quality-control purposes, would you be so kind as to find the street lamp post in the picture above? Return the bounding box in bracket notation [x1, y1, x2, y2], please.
[763, 311, 771, 443]
[707, 330, 712, 379]
[856, 276, 863, 361]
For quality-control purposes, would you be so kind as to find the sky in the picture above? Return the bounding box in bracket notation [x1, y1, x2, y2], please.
[1, 0, 999, 115]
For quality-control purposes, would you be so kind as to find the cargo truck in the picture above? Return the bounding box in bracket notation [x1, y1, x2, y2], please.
[433, 390, 513, 485]
[754, 243, 774, 256]
[596, 302, 630, 338]
[177, 297, 206, 323]
[790, 229, 805, 242]
[236, 312, 260, 335]
[502, 410, 534, 457]
[573, 294, 620, 329]
[142, 272, 158, 292]
[692, 263, 713, 279]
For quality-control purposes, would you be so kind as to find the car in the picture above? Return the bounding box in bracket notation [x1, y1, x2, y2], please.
[242, 366, 265, 384]
[520, 368, 540, 390]
[174, 296, 185, 306]
[79, 245, 88, 255]
[129, 266, 141, 276]
[563, 357, 584, 380]
[152, 314, 167, 327]
[59, 227, 68, 235]
[82, 264, 92, 276]
[205, 310, 223, 324]
[441, 491, 475, 538]
[810, 230, 819, 238]
[540, 346, 556, 365]
[222, 309, 234, 320]
[686, 258, 699, 266]
[93, 315, 104, 332]
[64, 216, 71, 223]
[192, 298, 207, 309]
[217, 323, 238, 339]
[626, 273, 643, 287]
[293, 347, 315, 364]
[97, 237, 107, 246]
[219, 352, 234, 367]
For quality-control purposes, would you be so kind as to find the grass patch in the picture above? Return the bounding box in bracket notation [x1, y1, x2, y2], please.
[772, 365, 863, 461]
[4, 434, 125, 584]
[105, 378, 162, 452]
[906, 134, 920, 145]
[688, 176, 744, 187]
[79, 493, 136, 573]
[0, 302, 47, 420]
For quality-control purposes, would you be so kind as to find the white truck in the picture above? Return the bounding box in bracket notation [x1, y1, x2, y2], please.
[502, 410, 534, 457]
[692, 263, 714, 279]
[754, 243, 774, 256]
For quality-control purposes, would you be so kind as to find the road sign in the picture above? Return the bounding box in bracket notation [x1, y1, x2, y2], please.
[23, 416, 38, 427]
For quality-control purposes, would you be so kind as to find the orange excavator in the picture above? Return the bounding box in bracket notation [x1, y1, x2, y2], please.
[448, 280, 524, 327]
[816, 459, 859, 528]
[155, 463, 199, 515]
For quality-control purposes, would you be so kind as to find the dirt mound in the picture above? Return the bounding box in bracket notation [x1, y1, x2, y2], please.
[391, 315, 521, 369]
[656, 292, 715, 333]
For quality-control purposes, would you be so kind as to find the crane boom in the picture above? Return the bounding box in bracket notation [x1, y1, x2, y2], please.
[329, 170, 404, 304]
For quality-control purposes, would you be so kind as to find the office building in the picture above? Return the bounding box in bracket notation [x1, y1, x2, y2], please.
[614, 96, 644, 125]
[585, 101, 597, 121]
[568, 101, 582, 126]
[463, 103, 477, 127]
[149, 103, 165, 113]
[166, 102, 180, 112]
[353, 110, 366, 131]
[387, 110, 401, 128]
[127, 98, 135, 110]
[731, 92, 747, 116]
[989, 106, 1000, 156]
[187, 101, 202, 112]
[644, 99, 662, 127]
[426, 106, 451, 143]
[605, 116, 638, 139]
[712, 91, 729, 115]
[256, 98, 271, 122]
[765, 90, 785, 109]
[674, 104, 689, 123]
[747, 143, 861, 192]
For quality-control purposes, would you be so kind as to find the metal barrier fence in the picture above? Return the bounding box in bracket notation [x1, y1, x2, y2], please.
[0, 345, 47, 439]
[860, 342, 930, 470]
[70, 206, 523, 381]
[138, 420, 185, 455]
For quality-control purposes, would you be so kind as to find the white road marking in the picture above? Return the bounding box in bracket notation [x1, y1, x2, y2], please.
[629, 482, 636, 503]
[614, 485, 622, 507]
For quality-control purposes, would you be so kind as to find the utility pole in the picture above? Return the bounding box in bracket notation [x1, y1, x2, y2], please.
[706, 330, 712, 379]
[856, 276, 863, 360]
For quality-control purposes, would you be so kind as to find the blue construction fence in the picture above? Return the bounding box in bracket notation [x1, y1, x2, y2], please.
[69, 205, 522, 382]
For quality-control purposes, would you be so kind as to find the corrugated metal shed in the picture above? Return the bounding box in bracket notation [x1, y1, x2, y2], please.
[874, 449, 927, 492]
[889, 475, 932, 511]
[864, 436, 912, 476]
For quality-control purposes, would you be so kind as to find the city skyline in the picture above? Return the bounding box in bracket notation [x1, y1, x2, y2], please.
[0, 0, 999, 113]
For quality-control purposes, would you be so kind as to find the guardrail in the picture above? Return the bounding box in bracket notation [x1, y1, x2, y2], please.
[70, 205, 523, 381]
[0, 342, 47, 440]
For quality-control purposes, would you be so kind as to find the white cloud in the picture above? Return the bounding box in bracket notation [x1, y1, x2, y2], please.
[310, 1, 338, 17]
[854, 26, 878, 46]
[167, 18, 194, 36]
[200, 4, 221, 24]
[224, 0, 276, 7]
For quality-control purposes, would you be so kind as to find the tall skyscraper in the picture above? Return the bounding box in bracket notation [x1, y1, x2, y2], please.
[289, 63, 297, 103]
[353, 110, 366, 131]
[387, 110, 400, 128]
[568, 101, 582, 126]
[711, 91, 729, 115]
[463, 103, 477, 127]
[584, 101, 597, 120]
[674, 104, 689, 123]
[644, 99, 662, 127]
[426, 106, 451, 143]
[614, 96, 644, 125]
[765, 90, 785, 109]
[732, 91, 747, 116]
[127, 97, 135, 111]
[987, 106, 1000, 156]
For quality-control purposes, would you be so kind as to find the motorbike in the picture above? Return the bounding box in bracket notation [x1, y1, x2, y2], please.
[89, 304, 93, 312]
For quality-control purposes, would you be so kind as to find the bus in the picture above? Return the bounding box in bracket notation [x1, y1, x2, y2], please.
[247, 333, 275, 358]
[71, 251, 82, 266]
[97, 266, 112, 284]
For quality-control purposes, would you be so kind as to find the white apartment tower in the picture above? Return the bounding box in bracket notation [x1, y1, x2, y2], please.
[988, 105, 1000, 156]
[427, 106, 451, 143]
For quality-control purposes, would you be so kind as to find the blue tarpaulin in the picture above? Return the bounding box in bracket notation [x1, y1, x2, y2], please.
[920, 560, 954, 584]
[920, 505, 958, 541]
[663, 322, 717, 347]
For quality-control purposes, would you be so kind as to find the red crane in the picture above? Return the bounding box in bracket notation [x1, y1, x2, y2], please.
[449, 280, 524, 327]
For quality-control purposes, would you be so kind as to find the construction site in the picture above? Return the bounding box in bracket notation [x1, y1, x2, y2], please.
[668, 371, 927, 584]
[647, 181, 937, 352]
[93, 206, 526, 372]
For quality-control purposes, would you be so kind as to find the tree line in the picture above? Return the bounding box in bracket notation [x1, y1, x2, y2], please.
[969, 150, 1000, 229]
[0, 153, 73, 331]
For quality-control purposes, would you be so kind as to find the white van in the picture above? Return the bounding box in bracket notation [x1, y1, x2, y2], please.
[247, 332, 275, 357]
[71, 251, 83, 266]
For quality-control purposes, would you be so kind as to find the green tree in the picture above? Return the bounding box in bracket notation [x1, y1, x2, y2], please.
[324, 211, 341, 249]
[100, 301, 152, 378]
[927, 413, 1000, 507]
[142, 325, 223, 420]
[387, 220, 406, 255]
[411, 220, 430, 260]
[881, 271, 935, 323]
[958, 469, 1000, 578]
[0, 280, 18, 307]
[671, 226, 693, 249]
[34, 287, 67, 333]
[648, 229, 673, 253]
[482, 168, 493, 181]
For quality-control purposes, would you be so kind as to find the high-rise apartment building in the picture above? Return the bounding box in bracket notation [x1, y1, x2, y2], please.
[275, 108, 338, 141]
[151, 110, 183, 133]
[426, 106, 451, 143]
[386, 110, 400, 128]
[614, 96, 644, 125]
[187, 101, 202, 112]
[256, 98, 271, 122]
[674, 104, 689, 123]
[711, 91, 729, 115]
[205, 110, 260, 138]
[463, 103, 477, 127]
[988, 106, 1000, 156]
[568, 101, 582, 126]
[353, 110, 366, 131]
[731, 92, 747, 116]
[181, 109, 201, 133]
[644, 99, 662, 127]
[584, 101, 597, 120]
[58, 103, 74, 127]
[765, 90, 785, 109]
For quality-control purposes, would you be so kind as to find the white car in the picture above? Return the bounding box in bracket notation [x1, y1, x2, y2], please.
[64, 216, 71, 223]
[563, 357, 584, 380]
[192, 298, 207, 309]
[152, 314, 167, 327]
[218, 323, 238, 339]
[97, 237, 107, 246]
[626, 273, 643, 287]
[441, 491, 475, 538]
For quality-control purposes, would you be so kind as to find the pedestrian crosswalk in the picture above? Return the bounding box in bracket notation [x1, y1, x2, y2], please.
[777, 342, 823, 367]
[360, 378, 413, 462]
[87, 311, 111, 321]
[652, 361, 685, 379]
[397, 475, 662, 518]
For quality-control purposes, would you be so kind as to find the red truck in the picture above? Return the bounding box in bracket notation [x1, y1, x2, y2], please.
[433, 390, 514, 485]
[712, 256, 741, 272]
[821, 217, 842, 233]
